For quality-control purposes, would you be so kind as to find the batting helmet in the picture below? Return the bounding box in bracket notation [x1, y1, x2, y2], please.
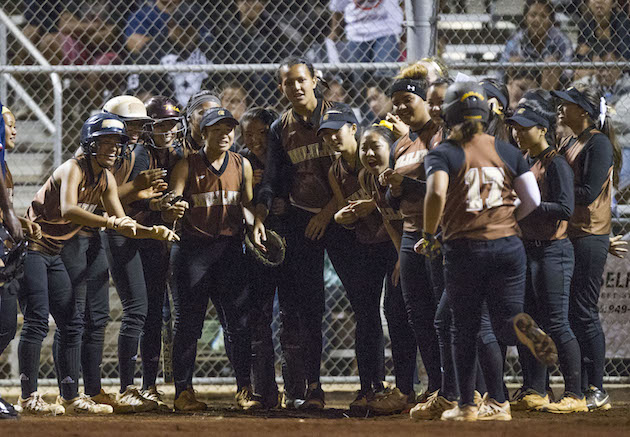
[442, 82, 489, 128]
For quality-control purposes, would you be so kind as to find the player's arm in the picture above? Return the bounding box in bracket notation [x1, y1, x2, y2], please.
[255, 119, 284, 223]
[241, 157, 257, 228]
[328, 166, 357, 226]
[0, 170, 22, 241]
[102, 171, 178, 241]
[59, 161, 112, 229]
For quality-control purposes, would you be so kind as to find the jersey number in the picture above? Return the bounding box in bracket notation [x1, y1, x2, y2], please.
[465, 167, 505, 212]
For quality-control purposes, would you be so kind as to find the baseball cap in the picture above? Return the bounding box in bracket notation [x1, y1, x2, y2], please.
[200, 108, 239, 130]
[506, 106, 550, 129]
[317, 107, 358, 135]
[551, 87, 597, 119]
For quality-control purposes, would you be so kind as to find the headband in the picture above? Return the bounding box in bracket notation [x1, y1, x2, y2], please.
[389, 79, 427, 100]
[186, 94, 221, 117]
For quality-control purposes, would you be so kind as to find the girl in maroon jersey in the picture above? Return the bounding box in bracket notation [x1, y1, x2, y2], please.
[165, 107, 265, 412]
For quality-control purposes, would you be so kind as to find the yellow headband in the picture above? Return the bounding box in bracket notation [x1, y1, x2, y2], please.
[1, 106, 12, 115]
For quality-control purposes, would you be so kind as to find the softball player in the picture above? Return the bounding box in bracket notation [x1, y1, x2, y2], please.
[421, 82, 555, 421]
[17, 113, 177, 415]
[506, 90, 586, 413]
[239, 107, 286, 409]
[100, 96, 167, 411]
[253, 57, 343, 409]
[356, 124, 419, 414]
[375, 63, 442, 411]
[553, 83, 622, 411]
[124, 96, 185, 410]
[320, 107, 391, 413]
[0, 104, 28, 420]
[165, 107, 264, 411]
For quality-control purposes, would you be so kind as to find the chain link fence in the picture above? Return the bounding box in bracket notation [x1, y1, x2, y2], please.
[0, 0, 629, 387]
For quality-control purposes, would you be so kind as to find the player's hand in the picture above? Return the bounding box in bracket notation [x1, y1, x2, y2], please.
[271, 198, 287, 216]
[133, 184, 166, 204]
[107, 216, 138, 237]
[163, 200, 189, 222]
[385, 112, 409, 139]
[149, 225, 180, 242]
[414, 232, 442, 259]
[392, 259, 401, 287]
[23, 220, 42, 240]
[253, 169, 264, 186]
[334, 205, 358, 226]
[380, 169, 404, 188]
[349, 199, 377, 218]
[253, 218, 267, 252]
[134, 168, 167, 190]
[609, 235, 628, 258]
[305, 210, 333, 241]
[4, 210, 23, 241]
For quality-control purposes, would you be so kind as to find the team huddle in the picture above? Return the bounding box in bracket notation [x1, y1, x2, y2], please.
[0, 55, 623, 422]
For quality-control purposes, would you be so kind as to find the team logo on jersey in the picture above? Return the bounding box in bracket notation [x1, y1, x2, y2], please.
[191, 190, 241, 207]
[395, 149, 428, 169]
[287, 143, 334, 164]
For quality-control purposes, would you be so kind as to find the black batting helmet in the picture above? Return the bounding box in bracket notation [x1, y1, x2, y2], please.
[442, 82, 489, 128]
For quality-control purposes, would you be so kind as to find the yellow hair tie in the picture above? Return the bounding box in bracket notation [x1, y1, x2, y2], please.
[377, 120, 394, 131]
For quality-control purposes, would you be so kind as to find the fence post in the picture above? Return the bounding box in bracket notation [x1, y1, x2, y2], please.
[405, 0, 436, 61]
[0, 20, 7, 104]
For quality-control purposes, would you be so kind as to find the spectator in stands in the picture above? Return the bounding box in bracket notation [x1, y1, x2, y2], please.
[221, 81, 250, 122]
[505, 68, 542, 111]
[575, 0, 630, 66]
[125, 0, 208, 57]
[328, 0, 404, 64]
[127, 4, 212, 106]
[212, 0, 298, 64]
[500, 0, 573, 90]
[363, 78, 393, 125]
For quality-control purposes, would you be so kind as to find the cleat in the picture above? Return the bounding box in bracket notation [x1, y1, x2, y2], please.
[349, 389, 374, 415]
[368, 387, 415, 415]
[90, 389, 134, 414]
[301, 383, 325, 410]
[539, 393, 588, 413]
[474, 390, 484, 407]
[477, 395, 511, 421]
[281, 392, 304, 410]
[19, 392, 65, 416]
[513, 313, 558, 366]
[441, 404, 478, 421]
[510, 389, 549, 411]
[59, 395, 113, 415]
[585, 386, 611, 411]
[117, 386, 158, 413]
[0, 397, 18, 420]
[410, 390, 456, 420]
[235, 386, 263, 410]
[141, 386, 171, 412]
[174, 388, 206, 412]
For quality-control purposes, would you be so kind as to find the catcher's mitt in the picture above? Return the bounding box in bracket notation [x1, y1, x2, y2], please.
[244, 229, 286, 268]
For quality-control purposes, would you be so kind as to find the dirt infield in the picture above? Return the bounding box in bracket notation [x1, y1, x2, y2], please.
[4, 400, 630, 437]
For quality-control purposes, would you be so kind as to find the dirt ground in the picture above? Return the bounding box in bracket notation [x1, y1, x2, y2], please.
[3, 393, 630, 437]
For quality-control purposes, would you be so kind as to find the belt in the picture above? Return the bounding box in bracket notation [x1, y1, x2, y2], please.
[523, 239, 553, 248]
